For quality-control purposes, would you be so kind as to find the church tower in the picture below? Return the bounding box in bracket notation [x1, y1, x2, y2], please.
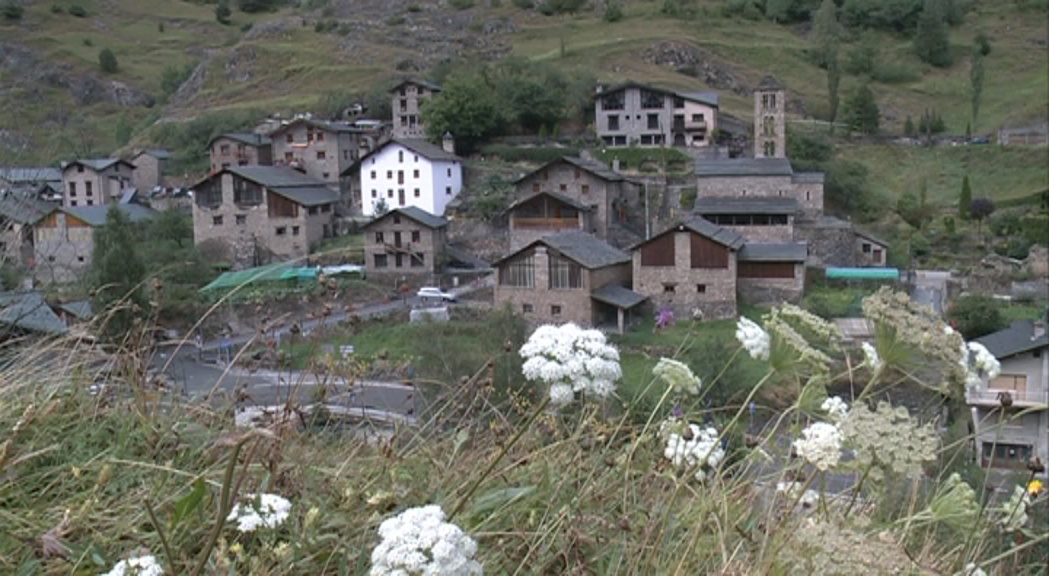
[754, 76, 786, 159]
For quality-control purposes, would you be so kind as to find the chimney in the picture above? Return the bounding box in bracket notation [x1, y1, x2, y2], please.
[442, 132, 455, 155]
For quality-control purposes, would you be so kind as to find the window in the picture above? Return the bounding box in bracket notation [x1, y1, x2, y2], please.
[276, 226, 287, 236]
[308, 206, 318, 215]
[399, 98, 407, 111]
[68, 182, 76, 197]
[446, 186, 452, 195]
[395, 253, 404, 268]
[691, 113, 705, 123]
[696, 284, 707, 293]
[398, 150, 403, 162]
[371, 171, 377, 179]
[414, 188, 420, 198]
[532, 182, 540, 193]
[321, 204, 331, 213]
[559, 184, 567, 192]
[220, 144, 230, 154]
[647, 114, 660, 130]
[375, 232, 384, 243]
[413, 169, 420, 178]
[316, 132, 324, 142]
[522, 303, 533, 313]
[374, 254, 388, 268]
[286, 134, 293, 143]
[608, 115, 620, 131]
[551, 305, 562, 316]
[76, 165, 84, 173]
[48, 255, 55, 262]
[414, 155, 419, 162]
[393, 214, 401, 224]
[292, 226, 300, 236]
[763, 141, 776, 157]
[640, 89, 664, 109]
[285, 152, 294, 161]
[601, 92, 624, 111]
[397, 171, 404, 184]
[981, 442, 1034, 469]
[499, 254, 535, 287]
[410, 253, 424, 268]
[411, 230, 420, 243]
[236, 214, 246, 225]
[388, 189, 393, 198]
[77, 256, 85, 263]
[549, 254, 582, 289]
[316, 151, 326, 160]
[371, 190, 377, 198]
[400, 117, 408, 126]
[663, 284, 676, 293]
[862, 243, 872, 254]
[387, 170, 393, 179]
[447, 168, 452, 178]
[674, 97, 684, 109]
[581, 185, 590, 195]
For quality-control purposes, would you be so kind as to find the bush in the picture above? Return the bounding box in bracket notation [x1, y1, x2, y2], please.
[603, 1, 624, 21]
[216, 1, 231, 24]
[449, 0, 475, 9]
[241, 21, 253, 32]
[161, 63, 195, 97]
[948, 294, 1005, 339]
[910, 231, 931, 259]
[995, 237, 1032, 260]
[50, 3, 63, 13]
[68, 4, 87, 17]
[237, 0, 282, 13]
[511, 0, 534, 7]
[98, 48, 119, 73]
[2, 1, 24, 20]
[82, 38, 93, 47]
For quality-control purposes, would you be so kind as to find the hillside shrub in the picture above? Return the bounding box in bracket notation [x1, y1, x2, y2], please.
[449, 0, 475, 9]
[68, 4, 87, 16]
[50, 3, 63, 14]
[216, 0, 232, 24]
[948, 294, 1005, 339]
[2, 1, 24, 20]
[98, 48, 119, 73]
[511, 0, 534, 8]
[603, 1, 624, 21]
[237, 0, 283, 12]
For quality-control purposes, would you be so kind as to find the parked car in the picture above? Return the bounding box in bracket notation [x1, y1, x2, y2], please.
[416, 287, 457, 302]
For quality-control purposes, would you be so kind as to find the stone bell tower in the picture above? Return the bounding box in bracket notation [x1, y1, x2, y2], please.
[753, 75, 786, 159]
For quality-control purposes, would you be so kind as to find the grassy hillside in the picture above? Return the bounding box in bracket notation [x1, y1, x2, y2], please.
[0, 0, 1046, 201]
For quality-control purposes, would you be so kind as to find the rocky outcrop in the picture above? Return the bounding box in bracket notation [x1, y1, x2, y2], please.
[643, 41, 749, 95]
[0, 42, 154, 108]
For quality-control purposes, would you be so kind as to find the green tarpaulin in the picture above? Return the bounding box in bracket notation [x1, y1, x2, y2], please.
[201, 263, 317, 292]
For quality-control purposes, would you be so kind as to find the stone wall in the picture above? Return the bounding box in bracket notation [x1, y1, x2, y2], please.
[514, 162, 640, 242]
[363, 214, 445, 277]
[632, 230, 737, 320]
[132, 154, 162, 192]
[696, 174, 823, 220]
[796, 223, 855, 268]
[209, 138, 272, 173]
[33, 211, 93, 284]
[737, 266, 804, 305]
[720, 223, 793, 242]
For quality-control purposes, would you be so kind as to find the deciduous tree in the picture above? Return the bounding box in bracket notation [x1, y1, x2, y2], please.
[914, 0, 953, 67]
[843, 83, 880, 134]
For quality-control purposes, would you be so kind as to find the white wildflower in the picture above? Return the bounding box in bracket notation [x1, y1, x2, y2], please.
[956, 563, 987, 576]
[662, 421, 725, 482]
[520, 323, 621, 408]
[226, 493, 292, 533]
[101, 555, 164, 576]
[997, 485, 1030, 533]
[821, 396, 849, 422]
[776, 481, 820, 509]
[370, 505, 483, 576]
[652, 358, 701, 395]
[735, 316, 770, 361]
[960, 341, 1002, 391]
[793, 422, 843, 471]
[861, 342, 882, 371]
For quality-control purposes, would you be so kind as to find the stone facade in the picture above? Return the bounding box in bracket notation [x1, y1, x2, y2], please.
[391, 80, 440, 139]
[595, 83, 719, 148]
[270, 119, 383, 188]
[508, 196, 592, 250]
[511, 157, 642, 248]
[363, 209, 446, 279]
[209, 134, 273, 174]
[695, 173, 823, 221]
[495, 244, 631, 327]
[632, 228, 739, 320]
[131, 150, 168, 192]
[796, 219, 857, 268]
[61, 160, 135, 208]
[737, 264, 805, 305]
[855, 233, 888, 267]
[191, 170, 337, 269]
[33, 210, 93, 283]
[754, 77, 786, 159]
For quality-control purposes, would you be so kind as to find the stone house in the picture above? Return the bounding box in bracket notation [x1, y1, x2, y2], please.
[736, 243, 807, 305]
[509, 156, 643, 249]
[695, 158, 824, 222]
[191, 166, 339, 269]
[60, 158, 136, 208]
[631, 218, 745, 320]
[33, 202, 156, 284]
[693, 196, 798, 243]
[594, 82, 719, 148]
[270, 118, 383, 188]
[131, 149, 172, 192]
[494, 231, 645, 332]
[0, 190, 53, 266]
[390, 79, 441, 139]
[208, 133, 273, 174]
[0, 291, 70, 337]
[349, 138, 462, 217]
[362, 206, 447, 279]
[855, 230, 888, 267]
[968, 318, 1049, 478]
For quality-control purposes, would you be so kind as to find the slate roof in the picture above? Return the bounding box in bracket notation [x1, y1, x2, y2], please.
[974, 319, 1049, 360]
[363, 206, 447, 230]
[63, 203, 158, 227]
[0, 167, 62, 185]
[63, 158, 136, 172]
[677, 91, 720, 107]
[57, 299, 93, 320]
[0, 192, 54, 224]
[513, 156, 627, 185]
[228, 165, 328, 188]
[756, 75, 784, 91]
[542, 231, 632, 269]
[208, 132, 272, 148]
[390, 78, 443, 93]
[0, 291, 68, 335]
[680, 217, 746, 249]
[693, 196, 799, 215]
[854, 229, 888, 247]
[696, 157, 794, 177]
[136, 149, 172, 160]
[343, 139, 461, 176]
[591, 285, 648, 309]
[270, 186, 340, 207]
[270, 118, 370, 136]
[506, 190, 593, 213]
[737, 242, 808, 262]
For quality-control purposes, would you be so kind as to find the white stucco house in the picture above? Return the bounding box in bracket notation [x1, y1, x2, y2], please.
[348, 138, 463, 217]
[967, 316, 1049, 478]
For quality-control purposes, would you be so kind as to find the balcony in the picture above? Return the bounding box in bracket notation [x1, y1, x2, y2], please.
[513, 217, 581, 230]
[966, 388, 1047, 407]
[685, 119, 708, 130]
